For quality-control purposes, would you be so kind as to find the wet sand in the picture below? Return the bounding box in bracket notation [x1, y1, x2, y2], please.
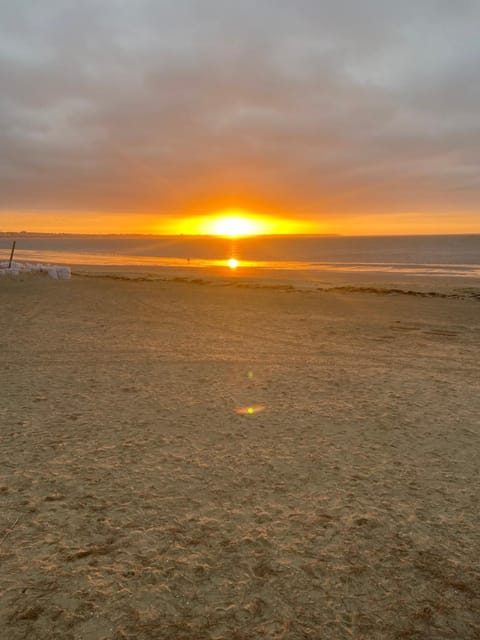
[1, 271, 480, 639]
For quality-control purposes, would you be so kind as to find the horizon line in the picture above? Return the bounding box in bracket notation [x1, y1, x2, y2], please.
[1, 231, 480, 239]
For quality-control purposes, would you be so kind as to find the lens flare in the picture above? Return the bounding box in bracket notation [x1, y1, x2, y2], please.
[234, 405, 266, 415]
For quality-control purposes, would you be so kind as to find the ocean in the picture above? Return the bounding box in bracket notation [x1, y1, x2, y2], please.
[1, 233, 480, 278]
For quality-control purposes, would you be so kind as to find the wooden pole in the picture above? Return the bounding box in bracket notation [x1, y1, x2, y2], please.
[8, 241, 16, 268]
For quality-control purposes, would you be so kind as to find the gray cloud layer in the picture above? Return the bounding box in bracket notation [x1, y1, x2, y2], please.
[1, 0, 479, 223]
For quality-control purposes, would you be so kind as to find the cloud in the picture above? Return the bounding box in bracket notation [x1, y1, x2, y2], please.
[1, 0, 479, 227]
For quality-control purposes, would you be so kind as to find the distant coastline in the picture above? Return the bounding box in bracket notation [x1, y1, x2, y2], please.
[1, 231, 480, 239]
[2, 231, 343, 239]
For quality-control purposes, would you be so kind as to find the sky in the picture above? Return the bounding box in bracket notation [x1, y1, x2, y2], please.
[0, 0, 479, 235]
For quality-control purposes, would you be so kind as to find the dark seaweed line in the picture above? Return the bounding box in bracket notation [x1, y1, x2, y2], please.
[72, 272, 480, 300]
[317, 286, 480, 300]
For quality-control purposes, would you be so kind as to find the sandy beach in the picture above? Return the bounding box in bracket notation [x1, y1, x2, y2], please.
[1, 271, 480, 639]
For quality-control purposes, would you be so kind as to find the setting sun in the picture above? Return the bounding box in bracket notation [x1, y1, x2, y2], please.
[197, 210, 273, 237]
[166, 209, 318, 236]
[209, 215, 259, 237]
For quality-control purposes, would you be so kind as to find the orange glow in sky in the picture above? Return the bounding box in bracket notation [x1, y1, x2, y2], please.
[2, 4, 480, 239]
[165, 209, 318, 236]
[4, 209, 480, 237]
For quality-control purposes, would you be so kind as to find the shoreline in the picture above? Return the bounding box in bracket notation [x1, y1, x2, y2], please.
[4, 259, 480, 299]
[53, 262, 480, 298]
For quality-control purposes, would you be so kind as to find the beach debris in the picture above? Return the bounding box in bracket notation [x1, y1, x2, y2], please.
[0, 261, 71, 279]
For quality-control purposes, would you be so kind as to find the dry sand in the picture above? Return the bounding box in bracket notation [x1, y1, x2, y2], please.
[1, 271, 480, 639]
